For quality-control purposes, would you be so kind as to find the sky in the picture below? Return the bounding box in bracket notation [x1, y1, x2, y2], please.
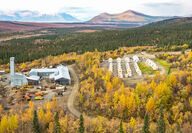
[0, 0, 191, 20]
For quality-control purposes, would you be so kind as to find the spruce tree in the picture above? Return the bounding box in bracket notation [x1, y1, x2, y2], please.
[167, 67, 171, 75]
[157, 106, 166, 133]
[32, 110, 40, 133]
[118, 120, 124, 133]
[142, 112, 150, 133]
[53, 112, 61, 133]
[78, 114, 84, 133]
[176, 123, 181, 133]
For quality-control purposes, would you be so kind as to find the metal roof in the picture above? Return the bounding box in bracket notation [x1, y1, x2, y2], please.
[27, 76, 40, 81]
[30, 68, 58, 73]
[54, 65, 71, 81]
[29, 65, 70, 81]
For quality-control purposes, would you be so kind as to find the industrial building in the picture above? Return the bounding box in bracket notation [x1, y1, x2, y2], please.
[10, 57, 28, 87]
[29, 65, 71, 85]
[26, 76, 40, 85]
[29, 68, 58, 78]
[50, 65, 71, 85]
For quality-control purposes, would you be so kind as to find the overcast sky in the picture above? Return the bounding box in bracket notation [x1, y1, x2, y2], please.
[0, 0, 191, 20]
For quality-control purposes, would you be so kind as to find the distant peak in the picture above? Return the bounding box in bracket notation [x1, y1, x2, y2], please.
[122, 10, 144, 15]
[99, 12, 110, 16]
[124, 10, 135, 13]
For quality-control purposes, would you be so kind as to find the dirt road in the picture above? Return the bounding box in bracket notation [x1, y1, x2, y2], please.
[67, 65, 94, 120]
[0, 34, 44, 43]
[67, 65, 81, 118]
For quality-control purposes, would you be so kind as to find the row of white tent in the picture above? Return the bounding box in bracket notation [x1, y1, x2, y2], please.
[108, 57, 132, 78]
[117, 58, 123, 78]
[108, 56, 142, 78]
[124, 57, 132, 78]
[108, 58, 113, 72]
[132, 55, 140, 63]
[132, 55, 142, 76]
[133, 61, 142, 76]
[145, 59, 158, 70]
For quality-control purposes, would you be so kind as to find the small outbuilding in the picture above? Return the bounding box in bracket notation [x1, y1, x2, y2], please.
[27, 76, 40, 85]
[0, 70, 5, 75]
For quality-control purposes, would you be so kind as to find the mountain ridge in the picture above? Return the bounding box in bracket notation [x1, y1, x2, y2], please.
[88, 10, 177, 24]
[0, 10, 79, 22]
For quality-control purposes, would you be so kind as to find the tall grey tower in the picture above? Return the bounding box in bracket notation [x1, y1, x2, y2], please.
[10, 57, 15, 76]
[10, 57, 28, 86]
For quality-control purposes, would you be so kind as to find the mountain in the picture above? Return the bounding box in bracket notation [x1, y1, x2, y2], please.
[88, 10, 176, 24]
[146, 17, 192, 27]
[0, 10, 79, 22]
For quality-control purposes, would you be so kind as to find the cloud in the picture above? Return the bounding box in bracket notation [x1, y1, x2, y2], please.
[0, 0, 192, 19]
[142, 2, 184, 16]
[59, 7, 100, 21]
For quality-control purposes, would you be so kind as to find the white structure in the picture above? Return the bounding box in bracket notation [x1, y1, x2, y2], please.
[108, 58, 113, 72]
[51, 65, 71, 85]
[10, 57, 28, 87]
[10, 57, 15, 76]
[30, 65, 71, 85]
[124, 57, 132, 78]
[133, 61, 142, 76]
[117, 58, 123, 78]
[124, 57, 130, 63]
[132, 55, 140, 63]
[30, 68, 58, 78]
[27, 75, 40, 81]
[108, 58, 113, 63]
[0, 70, 5, 75]
[145, 59, 158, 70]
[26, 76, 40, 85]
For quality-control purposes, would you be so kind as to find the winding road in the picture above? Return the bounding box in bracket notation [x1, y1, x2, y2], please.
[67, 65, 94, 120]
[67, 65, 81, 118]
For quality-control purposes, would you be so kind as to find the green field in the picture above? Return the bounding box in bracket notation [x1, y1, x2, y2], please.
[154, 58, 170, 73]
[138, 62, 157, 74]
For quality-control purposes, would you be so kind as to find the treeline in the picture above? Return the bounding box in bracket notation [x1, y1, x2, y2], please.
[1, 23, 192, 64]
[0, 32, 24, 38]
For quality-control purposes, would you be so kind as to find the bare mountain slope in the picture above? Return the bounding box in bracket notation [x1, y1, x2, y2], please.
[88, 10, 175, 24]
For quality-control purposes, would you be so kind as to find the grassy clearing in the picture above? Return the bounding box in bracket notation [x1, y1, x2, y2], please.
[154, 58, 170, 73]
[138, 62, 157, 75]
